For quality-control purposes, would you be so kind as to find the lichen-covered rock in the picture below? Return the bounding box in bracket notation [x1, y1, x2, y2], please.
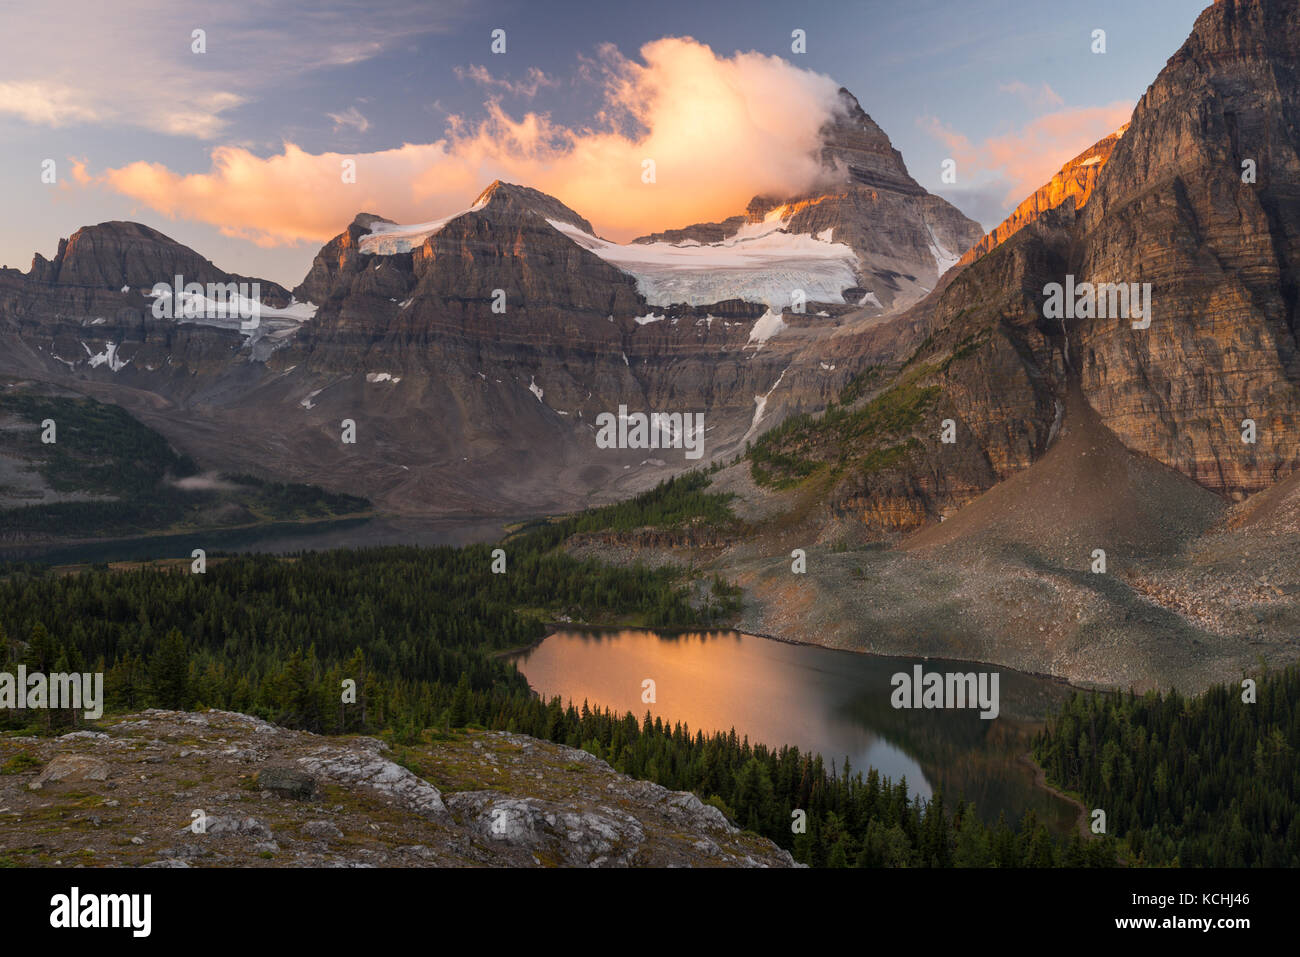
[256, 767, 317, 800]
[28, 753, 109, 790]
[296, 742, 448, 819]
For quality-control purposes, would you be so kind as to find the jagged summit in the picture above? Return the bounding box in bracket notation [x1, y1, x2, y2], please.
[816, 87, 926, 197]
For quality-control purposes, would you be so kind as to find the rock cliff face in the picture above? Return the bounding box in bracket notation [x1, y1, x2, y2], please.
[0, 710, 796, 868]
[1072, 0, 1300, 497]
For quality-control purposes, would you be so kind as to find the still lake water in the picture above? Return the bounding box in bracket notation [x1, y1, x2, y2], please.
[513, 628, 1080, 833]
[0, 515, 510, 565]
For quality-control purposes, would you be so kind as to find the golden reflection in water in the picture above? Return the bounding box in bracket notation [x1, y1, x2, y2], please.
[514, 628, 928, 795]
[512, 628, 1081, 834]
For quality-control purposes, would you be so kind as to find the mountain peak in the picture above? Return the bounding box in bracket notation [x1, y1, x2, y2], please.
[350, 213, 394, 230]
[816, 87, 924, 196]
[470, 181, 595, 234]
[958, 123, 1129, 267]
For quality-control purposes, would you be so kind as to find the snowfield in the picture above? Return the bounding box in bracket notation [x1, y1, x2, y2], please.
[546, 208, 860, 310]
[926, 224, 960, 278]
[147, 288, 318, 328]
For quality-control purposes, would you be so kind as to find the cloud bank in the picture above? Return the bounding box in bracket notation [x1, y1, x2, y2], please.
[94, 38, 846, 246]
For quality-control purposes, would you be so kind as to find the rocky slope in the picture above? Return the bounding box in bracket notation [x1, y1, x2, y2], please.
[0, 709, 796, 868]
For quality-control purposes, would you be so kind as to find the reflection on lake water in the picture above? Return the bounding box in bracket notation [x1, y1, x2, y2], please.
[512, 628, 1079, 833]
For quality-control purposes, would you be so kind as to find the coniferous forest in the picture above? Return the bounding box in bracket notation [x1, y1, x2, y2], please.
[1034, 673, 1300, 867]
[1, 468, 1295, 866]
[2, 536, 1117, 868]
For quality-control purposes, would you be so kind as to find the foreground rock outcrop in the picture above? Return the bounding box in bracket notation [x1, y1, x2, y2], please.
[0, 710, 796, 868]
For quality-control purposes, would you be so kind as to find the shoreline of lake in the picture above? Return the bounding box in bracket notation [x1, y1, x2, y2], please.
[511, 626, 1082, 834]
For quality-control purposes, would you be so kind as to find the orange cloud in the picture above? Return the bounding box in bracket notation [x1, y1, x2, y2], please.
[93, 38, 844, 248]
[923, 101, 1134, 206]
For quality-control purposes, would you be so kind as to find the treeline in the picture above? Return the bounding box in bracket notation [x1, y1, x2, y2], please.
[0, 392, 198, 498]
[0, 539, 724, 729]
[1035, 669, 1300, 867]
[221, 474, 371, 519]
[514, 472, 740, 550]
[747, 371, 937, 489]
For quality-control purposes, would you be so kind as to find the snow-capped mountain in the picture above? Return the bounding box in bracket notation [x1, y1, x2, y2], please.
[0, 87, 983, 517]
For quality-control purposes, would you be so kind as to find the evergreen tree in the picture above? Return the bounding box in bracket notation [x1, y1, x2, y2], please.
[149, 628, 191, 709]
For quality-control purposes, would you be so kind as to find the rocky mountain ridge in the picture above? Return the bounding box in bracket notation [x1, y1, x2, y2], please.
[0, 86, 976, 517]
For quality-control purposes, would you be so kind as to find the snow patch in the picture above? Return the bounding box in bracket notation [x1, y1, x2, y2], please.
[528, 376, 543, 401]
[742, 365, 791, 444]
[926, 224, 959, 278]
[365, 373, 401, 384]
[80, 341, 130, 372]
[746, 309, 787, 348]
[147, 288, 317, 327]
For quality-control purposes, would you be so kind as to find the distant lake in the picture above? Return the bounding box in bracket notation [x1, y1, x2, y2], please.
[512, 628, 1080, 833]
[0, 515, 510, 565]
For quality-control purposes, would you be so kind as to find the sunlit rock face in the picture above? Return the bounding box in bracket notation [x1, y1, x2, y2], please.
[957, 126, 1128, 269]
